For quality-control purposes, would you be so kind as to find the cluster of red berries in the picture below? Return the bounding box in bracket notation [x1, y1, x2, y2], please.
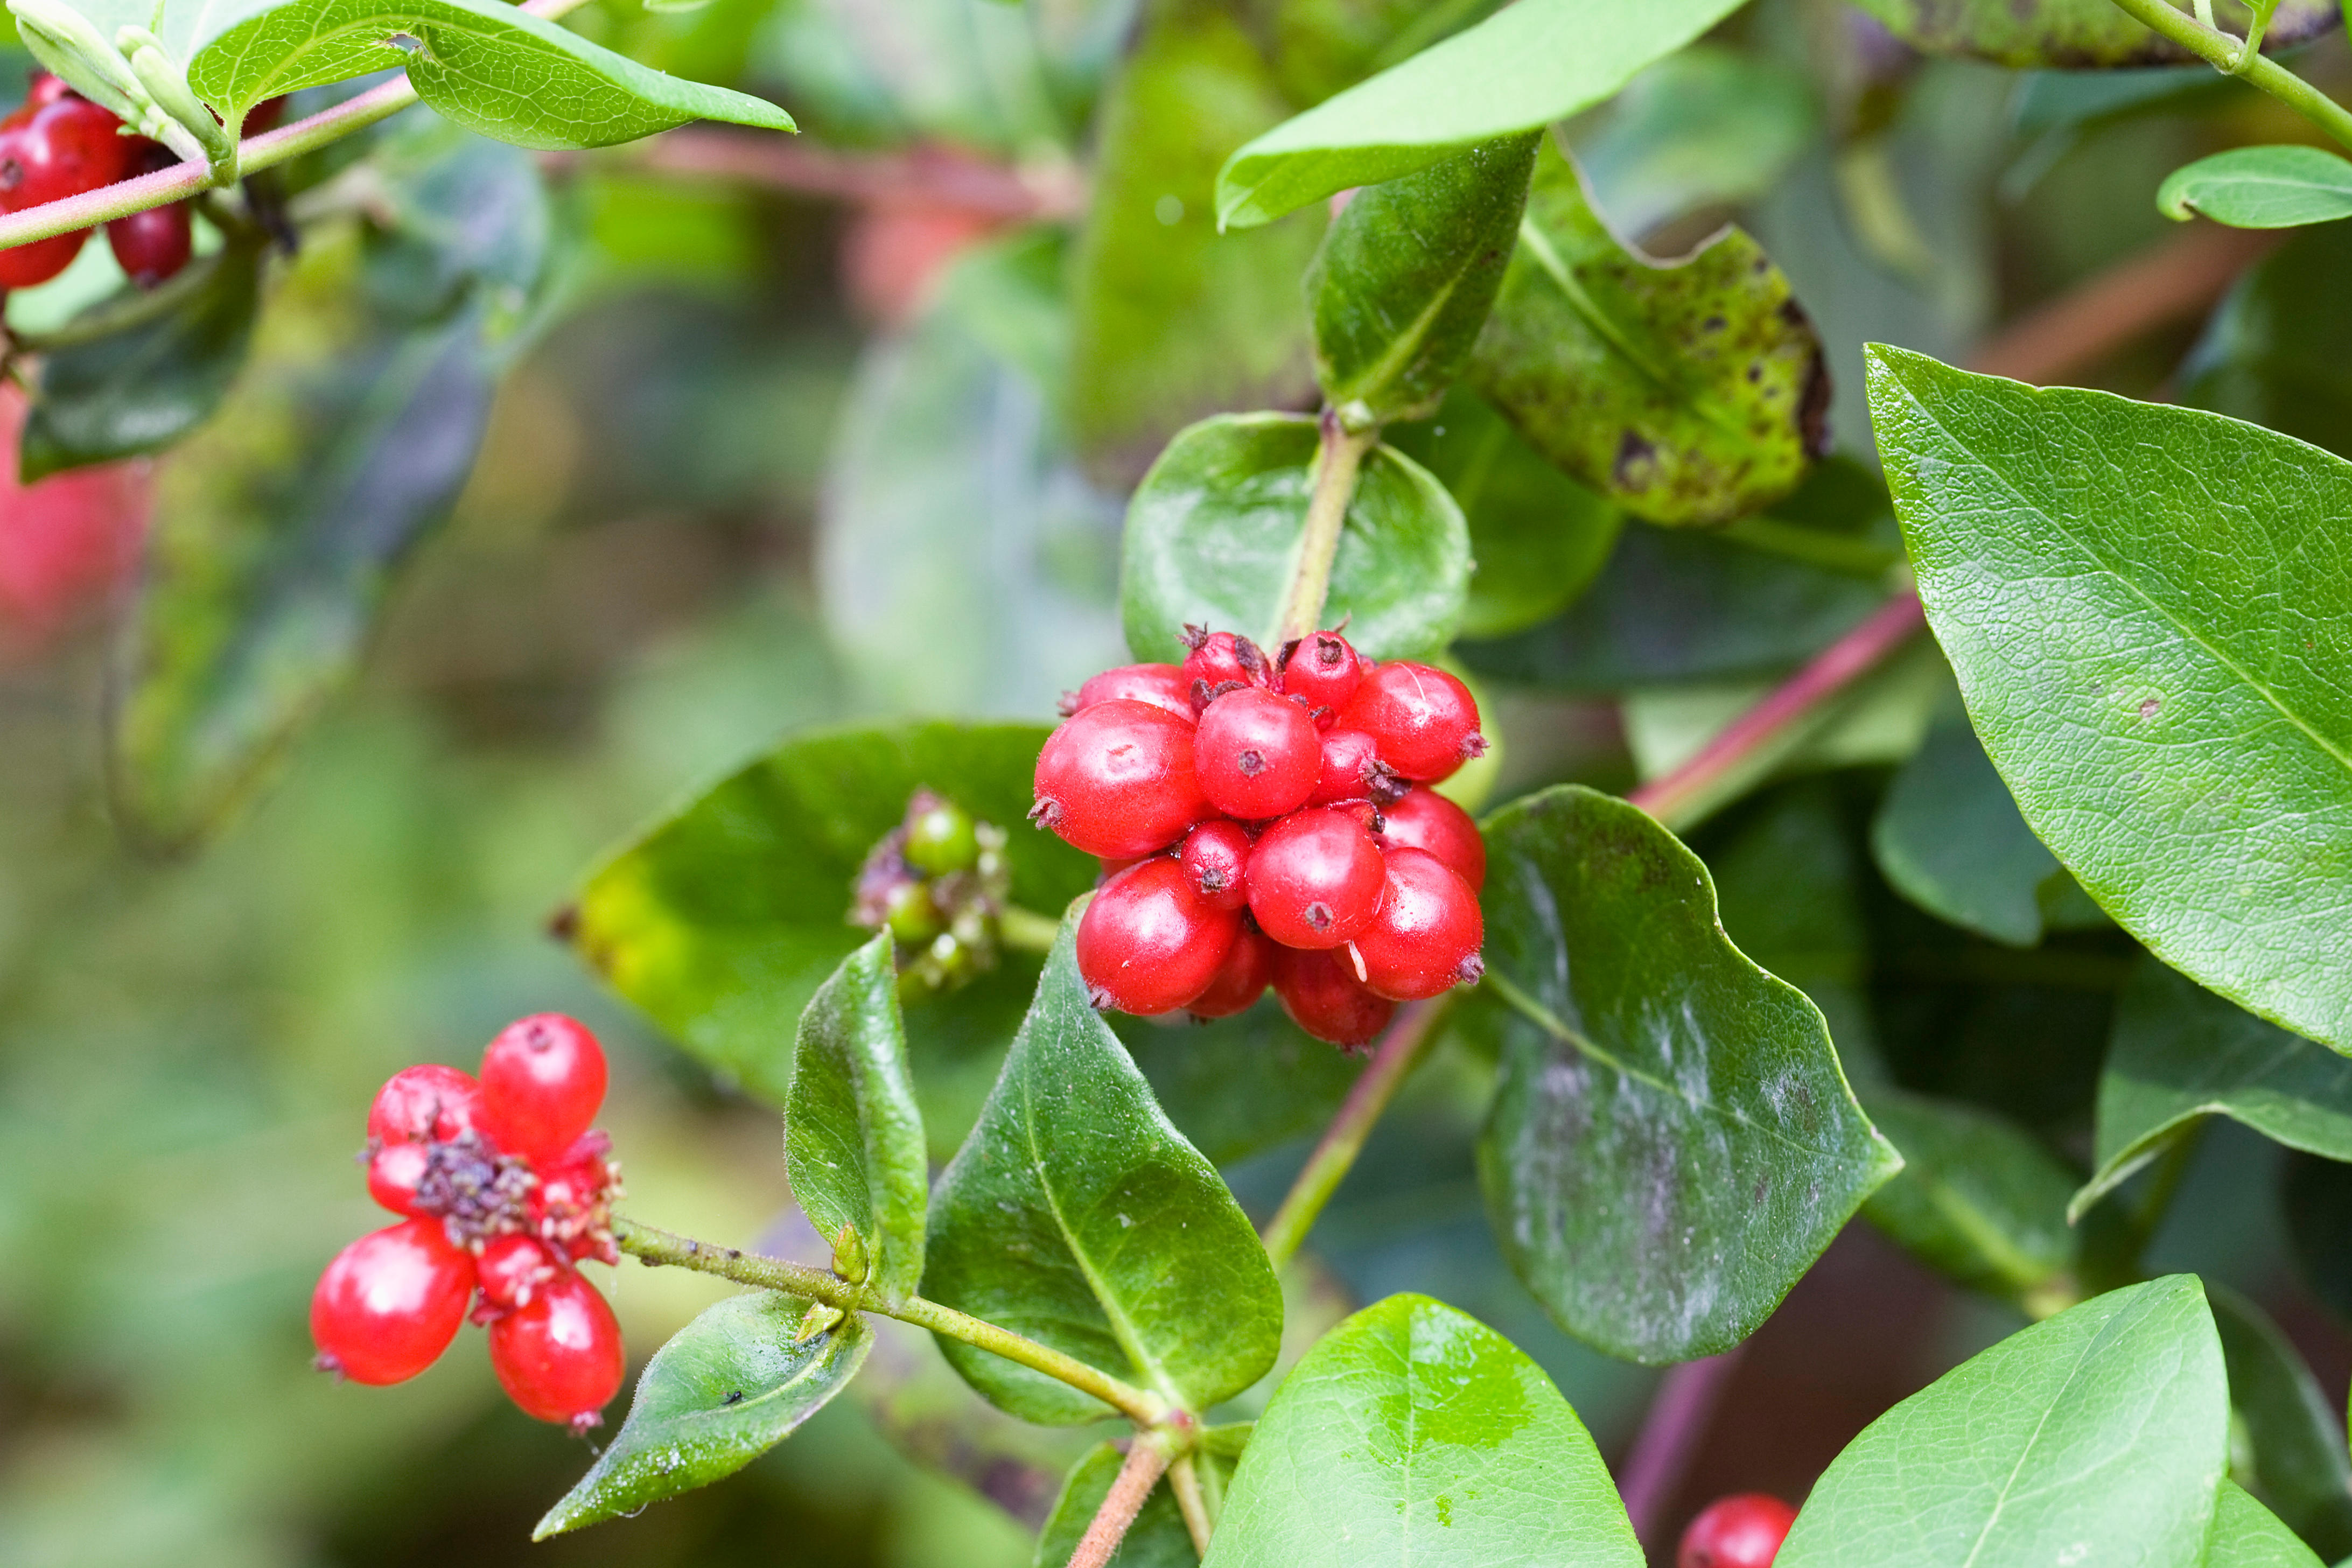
[1034, 624, 1487, 1048]
[1678, 1493, 1796, 1568]
[311, 1014, 627, 1433]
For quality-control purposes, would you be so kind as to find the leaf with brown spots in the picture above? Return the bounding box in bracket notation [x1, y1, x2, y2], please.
[1847, 0, 2339, 69]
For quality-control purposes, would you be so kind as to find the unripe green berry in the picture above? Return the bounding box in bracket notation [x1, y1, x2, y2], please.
[904, 797, 980, 875]
[884, 881, 944, 944]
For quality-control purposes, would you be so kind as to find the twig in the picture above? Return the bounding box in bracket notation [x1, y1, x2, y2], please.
[2103, 0, 2352, 153]
[1168, 1453, 1214, 1556]
[1616, 1348, 1748, 1547]
[1270, 409, 1378, 650]
[1068, 1437, 1175, 1568]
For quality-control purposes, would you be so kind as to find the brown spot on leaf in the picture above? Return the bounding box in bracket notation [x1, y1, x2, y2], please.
[1613, 429, 1658, 489]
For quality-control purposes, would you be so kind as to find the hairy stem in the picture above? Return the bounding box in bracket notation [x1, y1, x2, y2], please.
[997, 903, 1062, 955]
[1168, 1454, 1215, 1556]
[1616, 1348, 1747, 1546]
[1259, 995, 1449, 1270]
[1068, 1437, 1176, 1568]
[2102, 0, 2352, 153]
[1271, 409, 1378, 650]
[611, 1216, 1166, 1425]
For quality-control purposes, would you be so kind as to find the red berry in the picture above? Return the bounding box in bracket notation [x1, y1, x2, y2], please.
[1277, 629, 1364, 716]
[1271, 946, 1395, 1048]
[1186, 924, 1276, 1019]
[1336, 662, 1486, 782]
[479, 1013, 607, 1164]
[310, 1219, 476, 1385]
[1075, 858, 1241, 1016]
[0, 200, 84, 286]
[2, 95, 128, 208]
[1194, 686, 1321, 820]
[1032, 698, 1212, 859]
[1376, 787, 1486, 892]
[1062, 662, 1193, 722]
[487, 1266, 625, 1430]
[1678, 1494, 1797, 1568]
[24, 73, 72, 114]
[1309, 727, 1405, 807]
[1246, 807, 1386, 949]
[368, 1064, 485, 1146]
[475, 1234, 560, 1315]
[366, 1139, 431, 1216]
[1353, 848, 1482, 1001]
[106, 199, 190, 288]
[530, 1132, 619, 1263]
[1179, 819, 1254, 911]
[244, 95, 290, 135]
[1179, 626, 1271, 702]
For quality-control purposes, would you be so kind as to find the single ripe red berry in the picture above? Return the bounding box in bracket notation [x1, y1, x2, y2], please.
[1179, 819, 1253, 911]
[1194, 686, 1321, 819]
[475, 1234, 560, 1315]
[1180, 626, 1270, 701]
[1678, 1494, 1797, 1568]
[107, 199, 191, 287]
[367, 1139, 431, 1216]
[1186, 924, 1276, 1019]
[1032, 698, 1212, 859]
[487, 1266, 625, 1430]
[479, 1013, 607, 1164]
[1337, 662, 1486, 782]
[311, 1219, 477, 1385]
[1271, 946, 1395, 1048]
[1309, 727, 1405, 807]
[1278, 629, 1364, 716]
[1353, 848, 1483, 1001]
[0, 120, 85, 287]
[368, 1063, 485, 1146]
[1247, 807, 1386, 949]
[2, 95, 129, 208]
[1075, 857, 1241, 1015]
[1375, 787, 1486, 892]
[1062, 662, 1193, 722]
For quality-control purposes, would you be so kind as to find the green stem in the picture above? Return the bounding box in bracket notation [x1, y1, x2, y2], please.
[611, 1216, 1167, 1426]
[2103, 0, 2352, 152]
[1168, 1454, 1214, 1557]
[997, 902, 1062, 955]
[1270, 408, 1377, 650]
[1259, 995, 1450, 1270]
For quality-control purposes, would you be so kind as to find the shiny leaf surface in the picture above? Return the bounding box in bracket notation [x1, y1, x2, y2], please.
[2159, 146, 2352, 230]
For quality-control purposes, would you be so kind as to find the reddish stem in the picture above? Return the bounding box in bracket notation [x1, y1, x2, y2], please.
[1616, 1347, 1749, 1546]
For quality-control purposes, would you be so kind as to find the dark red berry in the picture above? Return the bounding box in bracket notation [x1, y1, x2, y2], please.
[244, 95, 290, 135]
[1376, 787, 1486, 892]
[107, 198, 190, 287]
[530, 1131, 619, 1263]
[1272, 946, 1395, 1048]
[1062, 662, 1193, 721]
[366, 1139, 431, 1216]
[368, 1063, 485, 1146]
[311, 1219, 476, 1385]
[2, 95, 129, 208]
[1180, 626, 1270, 698]
[487, 1266, 624, 1430]
[1309, 727, 1404, 807]
[1678, 1494, 1796, 1568]
[1277, 630, 1364, 715]
[1032, 698, 1211, 859]
[479, 1013, 607, 1164]
[1194, 686, 1320, 820]
[1075, 857, 1241, 1016]
[1179, 819, 1253, 911]
[1247, 807, 1386, 949]
[1354, 848, 1482, 1001]
[1337, 662, 1486, 782]
[1186, 924, 1275, 1019]
[474, 1234, 560, 1315]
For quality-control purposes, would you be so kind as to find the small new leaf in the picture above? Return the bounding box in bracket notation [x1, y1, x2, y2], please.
[2158, 145, 2352, 230]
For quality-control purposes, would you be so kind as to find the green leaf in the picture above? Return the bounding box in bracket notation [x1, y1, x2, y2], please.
[1776, 1276, 2230, 1566]
[1304, 132, 1538, 426]
[2212, 1286, 2352, 1562]
[786, 935, 928, 1299]
[185, 0, 795, 144]
[1214, 0, 1747, 229]
[2214, 1482, 2332, 1568]
[1858, 1089, 2078, 1302]
[535, 1292, 872, 1537]
[570, 721, 1095, 1112]
[2182, 221, 2352, 462]
[1844, 0, 2336, 67]
[2159, 146, 2352, 230]
[1119, 412, 1469, 663]
[921, 912, 1283, 1424]
[1468, 139, 1828, 528]
[1067, 0, 1321, 480]
[1032, 1443, 1215, 1568]
[1384, 389, 1620, 640]
[1115, 1005, 1363, 1167]
[1200, 1293, 1642, 1567]
[20, 240, 263, 482]
[2075, 959, 2352, 1222]
[1866, 344, 2352, 1053]
[2283, 1154, 2352, 1328]
[1464, 785, 1901, 1364]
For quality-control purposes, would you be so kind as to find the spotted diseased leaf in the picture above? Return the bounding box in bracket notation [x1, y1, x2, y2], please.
[2159, 146, 2352, 230]
[1846, 0, 2339, 68]
[1469, 137, 1829, 528]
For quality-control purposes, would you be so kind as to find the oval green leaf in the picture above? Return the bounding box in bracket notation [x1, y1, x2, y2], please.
[1776, 1275, 2229, 1566]
[1119, 412, 1469, 662]
[535, 1292, 871, 1537]
[921, 911, 1283, 1424]
[1200, 1293, 1642, 1567]
[2212, 1286, 2352, 1561]
[1866, 344, 2352, 1053]
[2159, 146, 2352, 230]
[1845, 0, 2337, 67]
[1465, 785, 1901, 1364]
[1858, 1088, 2078, 1304]
[2214, 1482, 2329, 1568]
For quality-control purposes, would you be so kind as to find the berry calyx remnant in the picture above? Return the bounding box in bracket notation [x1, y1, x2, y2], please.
[1180, 625, 1271, 698]
[1336, 662, 1487, 782]
[1677, 1494, 1797, 1568]
[1179, 818, 1254, 911]
[1276, 629, 1364, 716]
[1074, 857, 1241, 1016]
[1194, 685, 1320, 819]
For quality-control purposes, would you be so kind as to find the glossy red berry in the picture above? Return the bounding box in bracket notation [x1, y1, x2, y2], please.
[366, 1139, 431, 1216]
[1062, 662, 1193, 722]
[1337, 662, 1486, 782]
[531, 1131, 618, 1262]
[475, 1234, 561, 1315]
[1309, 727, 1405, 807]
[487, 1266, 625, 1430]
[2, 95, 128, 208]
[368, 1063, 485, 1146]
[1032, 698, 1211, 859]
[311, 1219, 476, 1385]
[1376, 787, 1486, 892]
[1247, 807, 1386, 949]
[1353, 848, 1483, 1001]
[106, 199, 191, 288]
[479, 1013, 607, 1163]
[1075, 857, 1241, 1016]
[1277, 629, 1364, 716]
[1677, 1494, 1797, 1568]
[1194, 686, 1320, 819]
[1179, 626, 1270, 701]
[1272, 946, 1395, 1048]
[1186, 924, 1276, 1019]
[1179, 818, 1253, 911]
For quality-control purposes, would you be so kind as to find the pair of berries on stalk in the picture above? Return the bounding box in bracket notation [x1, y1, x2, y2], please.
[310, 1014, 626, 1433]
[1035, 624, 1487, 1048]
